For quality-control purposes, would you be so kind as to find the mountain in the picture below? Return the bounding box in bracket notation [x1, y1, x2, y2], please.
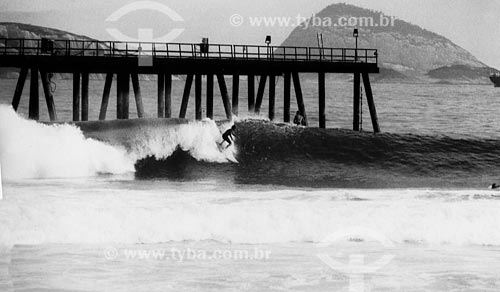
[0, 22, 94, 40]
[281, 3, 493, 83]
[0, 22, 97, 79]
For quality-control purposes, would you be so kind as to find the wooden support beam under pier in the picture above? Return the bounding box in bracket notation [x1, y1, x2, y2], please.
[292, 72, 307, 126]
[157, 72, 165, 118]
[248, 74, 255, 112]
[99, 73, 113, 121]
[283, 72, 291, 123]
[29, 67, 39, 120]
[131, 73, 144, 118]
[269, 75, 276, 121]
[12, 67, 28, 111]
[40, 70, 57, 121]
[232, 74, 239, 116]
[72, 72, 80, 121]
[318, 72, 326, 129]
[254, 75, 267, 114]
[195, 74, 202, 120]
[362, 72, 380, 133]
[81, 72, 89, 121]
[165, 74, 172, 118]
[206, 74, 214, 119]
[217, 74, 232, 119]
[353, 72, 361, 131]
[117, 73, 129, 120]
[179, 74, 194, 119]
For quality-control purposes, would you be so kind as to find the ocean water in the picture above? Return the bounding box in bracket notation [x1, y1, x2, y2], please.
[1, 77, 500, 291]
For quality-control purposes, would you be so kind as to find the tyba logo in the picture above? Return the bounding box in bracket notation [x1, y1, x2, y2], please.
[105, 1, 185, 42]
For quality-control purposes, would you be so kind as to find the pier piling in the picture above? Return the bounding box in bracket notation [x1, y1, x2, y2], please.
[362, 72, 380, 133]
[255, 75, 267, 114]
[353, 72, 361, 131]
[283, 72, 291, 123]
[179, 74, 194, 119]
[12, 67, 28, 111]
[195, 74, 202, 120]
[40, 70, 57, 121]
[217, 74, 232, 119]
[116, 73, 129, 120]
[232, 74, 239, 116]
[72, 72, 80, 121]
[81, 72, 89, 121]
[157, 72, 165, 118]
[269, 75, 276, 121]
[99, 73, 113, 120]
[318, 72, 326, 129]
[248, 74, 255, 112]
[206, 74, 214, 119]
[131, 73, 144, 118]
[165, 74, 172, 118]
[29, 67, 39, 120]
[292, 72, 307, 126]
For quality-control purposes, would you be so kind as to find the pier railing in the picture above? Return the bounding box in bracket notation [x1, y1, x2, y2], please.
[0, 38, 378, 64]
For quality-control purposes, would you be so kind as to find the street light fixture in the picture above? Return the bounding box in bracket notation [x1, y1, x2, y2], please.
[353, 28, 359, 62]
[265, 35, 272, 59]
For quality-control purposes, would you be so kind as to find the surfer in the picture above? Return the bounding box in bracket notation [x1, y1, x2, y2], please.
[220, 125, 236, 148]
[293, 111, 306, 126]
[490, 183, 500, 190]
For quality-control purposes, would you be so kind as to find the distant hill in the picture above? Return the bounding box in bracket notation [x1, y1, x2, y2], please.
[0, 22, 94, 40]
[281, 3, 493, 83]
[0, 22, 96, 79]
[427, 65, 494, 81]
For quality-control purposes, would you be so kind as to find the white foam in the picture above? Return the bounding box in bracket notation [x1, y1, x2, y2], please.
[0, 106, 237, 180]
[125, 118, 237, 164]
[1, 188, 500, 247]
[0, 105, 135, 180]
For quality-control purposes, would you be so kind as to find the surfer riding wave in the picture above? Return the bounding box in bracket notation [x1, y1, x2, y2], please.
[219, 125, 236, 149]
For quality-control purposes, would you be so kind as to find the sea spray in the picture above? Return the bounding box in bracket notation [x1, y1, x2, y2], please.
[1, 188, 500, 246]
[0, 105, 135, 179]
[0, 106, 237, 180]
[122, 118, 237, 164]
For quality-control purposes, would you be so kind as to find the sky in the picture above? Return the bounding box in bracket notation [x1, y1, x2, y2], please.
[1, 0, 500, 68]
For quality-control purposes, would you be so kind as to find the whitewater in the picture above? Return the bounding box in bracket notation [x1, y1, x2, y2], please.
[0, 105, 236, 180]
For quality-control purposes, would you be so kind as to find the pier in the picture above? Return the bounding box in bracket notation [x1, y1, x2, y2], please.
[0, 38, 380, 132]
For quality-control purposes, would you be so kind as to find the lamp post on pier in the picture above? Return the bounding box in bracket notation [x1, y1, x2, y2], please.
[353, 28, 359, 62]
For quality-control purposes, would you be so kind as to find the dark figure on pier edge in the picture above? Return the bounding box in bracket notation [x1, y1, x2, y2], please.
[220, 125, 236, 148]
[293, 111, 306, 126]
